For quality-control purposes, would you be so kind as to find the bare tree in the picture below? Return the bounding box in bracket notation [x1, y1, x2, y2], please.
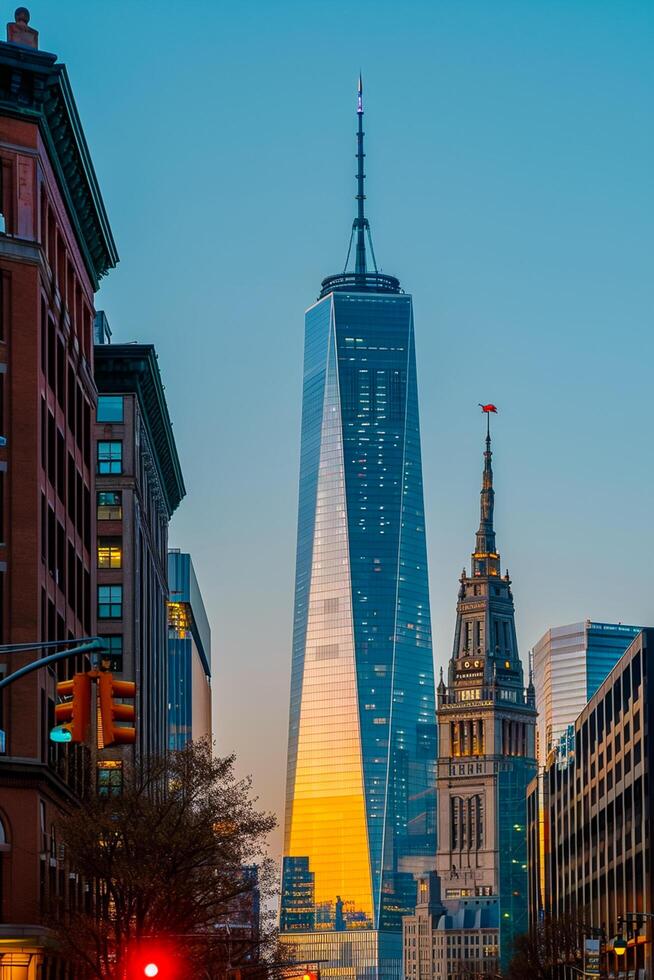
[506, 913, 588, 980]
[47, 740, 281, 979]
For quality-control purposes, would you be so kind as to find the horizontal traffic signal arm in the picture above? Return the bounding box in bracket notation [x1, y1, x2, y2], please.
[0, 638, 105, 692]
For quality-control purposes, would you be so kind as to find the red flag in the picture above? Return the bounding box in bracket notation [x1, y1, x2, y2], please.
[479, 403, 498, 413]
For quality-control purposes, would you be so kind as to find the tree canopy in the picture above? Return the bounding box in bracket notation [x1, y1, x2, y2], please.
[50, 740, 279, 979]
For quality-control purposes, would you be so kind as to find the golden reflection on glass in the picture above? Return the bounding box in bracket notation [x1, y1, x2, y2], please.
[286, 318, 373, 922]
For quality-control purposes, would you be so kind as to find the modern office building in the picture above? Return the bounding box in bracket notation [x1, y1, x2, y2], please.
[168, 548, 212, 749]
[280, 80, 436, 980]
[405, 424, 537, 979]
[0, 12, 117, 976]
[94, 326, 185, 773]
[534, 621, 641, 766]
[544, 628, 652, 980]
[529, 620, 640, 922]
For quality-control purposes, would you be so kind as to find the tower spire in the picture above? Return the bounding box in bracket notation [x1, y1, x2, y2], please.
[321, 78, 400, 298]
[475, 427, 496, 556]
[355, 73, 367, 275]
[342, 74, 378, 276]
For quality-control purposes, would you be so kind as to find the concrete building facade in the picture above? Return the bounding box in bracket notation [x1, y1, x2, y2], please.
[530, 620, 640, 922]
[543, 628, 653, 980]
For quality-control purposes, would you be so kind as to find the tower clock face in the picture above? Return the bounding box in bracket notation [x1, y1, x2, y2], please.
[462, 660, 482, 670]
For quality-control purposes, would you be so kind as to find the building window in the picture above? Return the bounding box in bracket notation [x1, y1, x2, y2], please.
[99, 635, 123, 672]
[97, 762, 123, 798]
[97, 538, 122, 569]
[98, 585, 122, 619]
[97, 441, 122, 474]
[97, 395, 124, 423]
[97, 491, 122, 521]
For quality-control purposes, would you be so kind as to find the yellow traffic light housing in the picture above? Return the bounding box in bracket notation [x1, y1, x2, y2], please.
[98, 672, 136, 747]
[54, 673, 92, 743]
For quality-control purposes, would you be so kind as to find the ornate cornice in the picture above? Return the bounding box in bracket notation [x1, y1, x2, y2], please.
[94, 344, 186, 518]
[0, 40, 118, 288]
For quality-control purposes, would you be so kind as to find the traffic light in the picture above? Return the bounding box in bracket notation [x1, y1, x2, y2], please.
[98, 672, 136, 747]
[302, 972, 320, 980]
[54, 673, 92, 743]
[125, 939, 180, 978]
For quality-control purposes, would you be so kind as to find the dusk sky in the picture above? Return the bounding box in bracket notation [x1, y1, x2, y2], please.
[34, 0, 653, 860]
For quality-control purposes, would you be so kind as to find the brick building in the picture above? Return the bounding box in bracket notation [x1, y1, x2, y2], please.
[93, 329, 185, 773]
[0, 10, 117, 977]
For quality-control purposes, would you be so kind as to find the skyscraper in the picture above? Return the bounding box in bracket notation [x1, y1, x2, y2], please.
[533, 620, 641, 767]
[280, 80, 436, 980]
[411, 420, 537, 976]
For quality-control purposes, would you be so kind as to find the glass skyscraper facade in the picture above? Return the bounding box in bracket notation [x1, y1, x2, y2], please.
[533, 620, 641, 767]
[167, 550, 212, 750]
[281, 81, 436, 980]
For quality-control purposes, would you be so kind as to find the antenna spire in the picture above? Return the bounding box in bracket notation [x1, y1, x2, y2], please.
[342, 74, 378, 276]
[355, 73, 367, 275]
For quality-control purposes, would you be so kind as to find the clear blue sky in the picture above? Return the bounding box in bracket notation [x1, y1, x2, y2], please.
[33, 1, 654, 859]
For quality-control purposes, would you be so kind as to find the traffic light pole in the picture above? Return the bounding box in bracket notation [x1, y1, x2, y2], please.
[0, 638, 105, 691]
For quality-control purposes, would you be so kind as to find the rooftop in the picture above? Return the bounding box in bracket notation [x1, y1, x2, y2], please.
[95, 344, 185, 518]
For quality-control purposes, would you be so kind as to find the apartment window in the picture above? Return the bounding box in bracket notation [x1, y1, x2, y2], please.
[97, 538, 122, 569]
[98, 585, 122, 619]
[97, 491, 122, 521]
[97, 762, 123, 798]
[97, 441, 122, 474]
[97, 396, 124, 424]
[99, 635, 123, 672]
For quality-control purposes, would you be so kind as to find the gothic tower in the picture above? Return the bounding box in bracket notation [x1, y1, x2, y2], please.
[434, 421, 537, 970]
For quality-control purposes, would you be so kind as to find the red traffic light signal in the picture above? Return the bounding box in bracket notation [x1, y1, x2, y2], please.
[125, 939, 180, 978]
[98, 673, 136, 747]
[54, 673, 92, 743]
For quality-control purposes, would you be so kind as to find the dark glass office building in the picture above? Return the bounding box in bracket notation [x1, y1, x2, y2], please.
[281, 81, 436, 979]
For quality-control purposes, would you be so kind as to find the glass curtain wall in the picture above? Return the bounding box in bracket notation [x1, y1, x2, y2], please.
[282, 289, 435, 974]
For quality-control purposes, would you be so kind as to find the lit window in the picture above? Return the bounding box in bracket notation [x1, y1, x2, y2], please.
[98, 538, 122, 569]
[97, 491, 122, 520]
[98, 538, 123, 568]
[97, 761, 123, 798]
[98, 585, 122, 619]
[97, 441, 122, 474]
[99, 635, 123, 672]
[97, 395, 124, 423]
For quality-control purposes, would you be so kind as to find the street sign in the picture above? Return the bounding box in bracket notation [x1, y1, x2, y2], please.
[585, 938, 601, 977]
